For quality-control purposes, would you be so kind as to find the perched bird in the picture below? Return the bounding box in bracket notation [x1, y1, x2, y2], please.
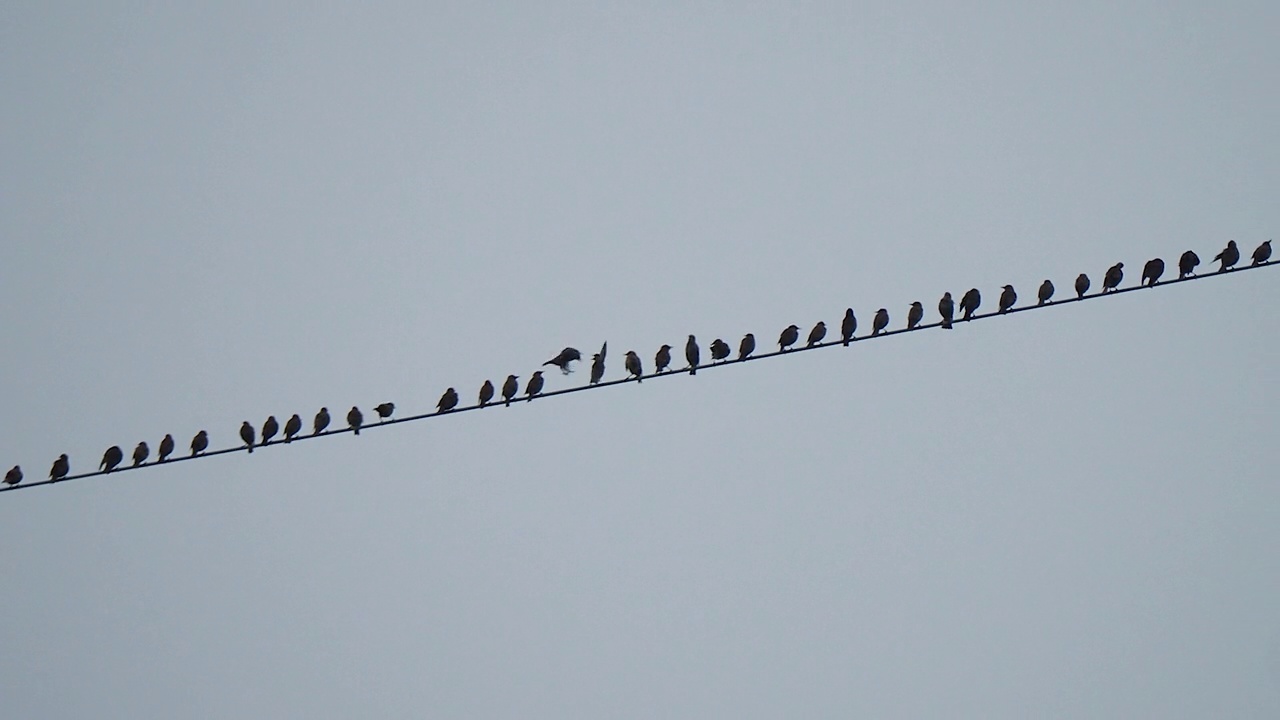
[738, 333, 756, 360]
[240, 421, 255, 452]
[998, 285, 1017, 313]
[1178, 250, 1200, 278]
[158, 433, 175, 462]
[710, 338, 731, 362]
[314, 407, 331, 435]
[526, 371, 545, 401]
[437, 387, 459, 412]
[841, 308, 857, 344]
[283, 414, 302, 442]
[502, 375, 519, 406]
[190, 431, 208, 457]
[1142, 258, 1165, 286]
[655, 345, 672, 373]
[4, 465, 20, 487]
[625, 351, 643, 382]
[479, 380, 495, 406]
[938, 293, 954, 330]
[1075, 273, 1090, 298]
[778, 325, 800, 351]
[872, 308, 890, 335]
[543, 347, 582, 375]
[807, 321, 827, 347]
[1213, 240, 1239, 271]
[374, 403, 395, 422]
[50, 454, 70, 481]
[1253, 240, 1272, 265]
[261, 416, 279, 446]
[132, 441, 149, 467]
[1102, 262, 1124, 292]
[1038, 280, 1054, 305]
[685, 335, 700, 375]
[100, 445, 124, 472]
[960, 288, 981, 320]
[907, 302, 924, 330]
[347, 406, 363, 435]
[590, 349, 606, 385]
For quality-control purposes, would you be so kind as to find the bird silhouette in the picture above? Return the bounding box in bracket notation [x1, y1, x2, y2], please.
[655, 345, 672, 373]
[261, 416, 279, 446]
[807, 322, 827, 347]
[1142, 258, 1165, 286]
[907, 302, 924, 330]
[284, 414, 302, 442]
[685, 335, 700, 375]
[710, 338, 731, 362]
[347, 407, 363, 435]
[526, 371, 545, 401]
[314, 408, 331, 435]
[50, 454, 69, 481]
[543, 347, 582, 375]
[1253, 240, 1272, 265]
[240, 422, 255, 452]
[132, 441, 149, 467]
[190, 431, 208, 456]
[479, 380, 495, 406]
[1075, 273, 1090, 298]
[625, 351, 643, 382]
[1038, 280, 1054, 305]
[960, 289, 981, 320]
[738, 333, 756, 360]
[502, 375, 519, 406]
[872, 308, 889, 335]
[1102, 262, 1124, 292]
[841, 308, 857, 344]
[778, 325, 800, 351]
[1178, 250, 1200, 278]
[4, 465, 20, 487]
[158, 434, 175, 462]
[374, 403, 395, 422]
[938, 293, 954, 329]
[1213, 240, 1239, 271]
[998, 285, 1017, 313]
[590, 348, 606, 385]
[100, 445, 124, 472]
[438, 388, 459, 412]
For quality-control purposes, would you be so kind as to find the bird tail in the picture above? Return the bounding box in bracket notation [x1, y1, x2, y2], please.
[247, 445, 253, 453]
[354, 427, 360, 435]
[690, 366, 696, 375]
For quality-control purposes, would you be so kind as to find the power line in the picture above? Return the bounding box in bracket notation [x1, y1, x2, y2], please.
[3, 257, 1275, 495]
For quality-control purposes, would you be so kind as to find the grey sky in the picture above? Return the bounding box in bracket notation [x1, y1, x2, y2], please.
[2, 2, 1278, 717]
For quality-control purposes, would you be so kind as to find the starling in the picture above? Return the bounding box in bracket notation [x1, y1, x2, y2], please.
[1075, 273, 1090, 298]
[347, 406, 363, 435]
[685, 335, 700, 375]
[590, 350, 606, 385]
[1213, 240, 1239, 271]
[283, 414, 302, 442]
[50, 454, 70, 481]
[1102, 262, 1124, 292]
[158, 433, 175, 462]
[907, 302, 924, 330]
[1253, 240, 1272, 265]
[841, 308, 857, 344]
[526, 371, 545, 401]
[778, 324, 800, 351]
[479, 380, 495, 406]
[872, 308, 889, 335]
[502, 375, 519, 406]
[4, 465, 20, 487]
[1142, 258, 1165, 286]
[240, 421, 256, 452]
[710, 338, 731, 362]
[960, 288, 981, 320]
[938, 293, 954, 330]
[655, 345, 672, 373]
[738, 333, 756, 360]
[374, 402, 395, 422]
[998, 285, 1017, 313]
[542, 347, 582, 375]
[1037, 280, 1054, 305]
[314, 407, 331, 435]
[190, 431, 208, 456]
[437, 387, 459, 412]
[625, 350, 643, 382]
[100, 445, 124, 472]
[261, 415, 279, 446]
[1178, 250, 1200, 278]
[807, 321, 827, 347]
[132, 441, 149, 467]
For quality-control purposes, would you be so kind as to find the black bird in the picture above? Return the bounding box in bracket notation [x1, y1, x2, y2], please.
[1075, 273, 1090, 298]
[590, 347, 606, 385]
[100, 445, 124, 472]
[158, 433, 175, 461]
[1178, 250, 1200, 278]
[502, 375, 519, 406]
[526, 371, 545, 401]
[710, 338, 731, 362]
[807, 322, 827, 347]
[841, 308, 857, 344]
[1102, 262, 1124, 293]
[1213, 240, 1239, 271]
[283, 414, 302, 442]
[655, 345, 672, 373]
[347, 407, 363, 435]
[938, 293, 954, 329]
[191, 431, 208, 456]
[625, 351, 643, 382]
[1142, 258, 1165, 286]
[543, 347, 582, 375]
[314, 407, 331, 435]
[261, 416, 279, 446]
[479, 381, 495, 406]
[4, 465, 20, 487]
[50, 454, 69, 481]
[437, 387, 459, 412]
[374, 403, 395, 422]
[960, 288, 981, 320]
[872, 308, 889, 335]
[240, 421, 255, 452]
[778, 324, 800, 351]
[907, 302, 924, 330]
[998, 285, 1017, 313]
[1038, 280, 1054, 305]
[132, 441, 149, 467]
[685, 335, 700, 375]
[738, 333, 756, 360]
[1253, 240, 1272, 265]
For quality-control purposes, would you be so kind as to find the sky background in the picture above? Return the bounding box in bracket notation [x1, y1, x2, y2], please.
[2, 2, 1278, 717]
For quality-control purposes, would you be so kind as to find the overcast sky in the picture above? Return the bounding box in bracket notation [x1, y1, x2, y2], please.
[2, 2, 1278, 717]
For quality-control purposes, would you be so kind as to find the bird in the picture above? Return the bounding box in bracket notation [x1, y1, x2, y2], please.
[938, 293, 954, 329]
[590, 349, 606, 385]
[1037, 280, 1054, 305]
[283, 414, 302, 442]
[347, 407, 363, 435]
[1102, 262, 1124, 292]
[778, 325, 800, 351]
[240, 421, 255, 452]
[685, 335, 700, 375]
[1253, 240, 1272, 265]
[479, 380, 495, 406]
[190, 431, 208, 457]
[960, 288, 981, 320]
[1213, 240, 1239, 272]
[502, 375, 519, 406]
[872, 308, 889, 335]
[1142, 258, 1165, 286]
[314, 407, 331, 435]
[526, 371, 545, 401]
[4, 465, 20, 487]
[841, 308, 857, 344]
[655, 345, 672, 373]
[437, 387, 459, 412]
[132, 441, 149, 467]
[907, 302, 924, 330]
[738, 333, 756, 360]
[374, 403, 395, 422]
[543, 347, 582, 375]
[998, 285, 1017, 313]
[50, 454, 70, 481]
[1178, 250, 1200, 278]
[1075, 273, 1090, 298]
[625, 351, 643, 382]
[261, 416, 279, 446]
[100, 445, 124, 472]
[158, 434, 175, 462]
[807, 321, 827, 347]
[710, 338, 731, 362]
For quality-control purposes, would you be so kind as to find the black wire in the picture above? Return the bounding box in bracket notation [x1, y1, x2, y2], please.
[3, 259, 1274, 495]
